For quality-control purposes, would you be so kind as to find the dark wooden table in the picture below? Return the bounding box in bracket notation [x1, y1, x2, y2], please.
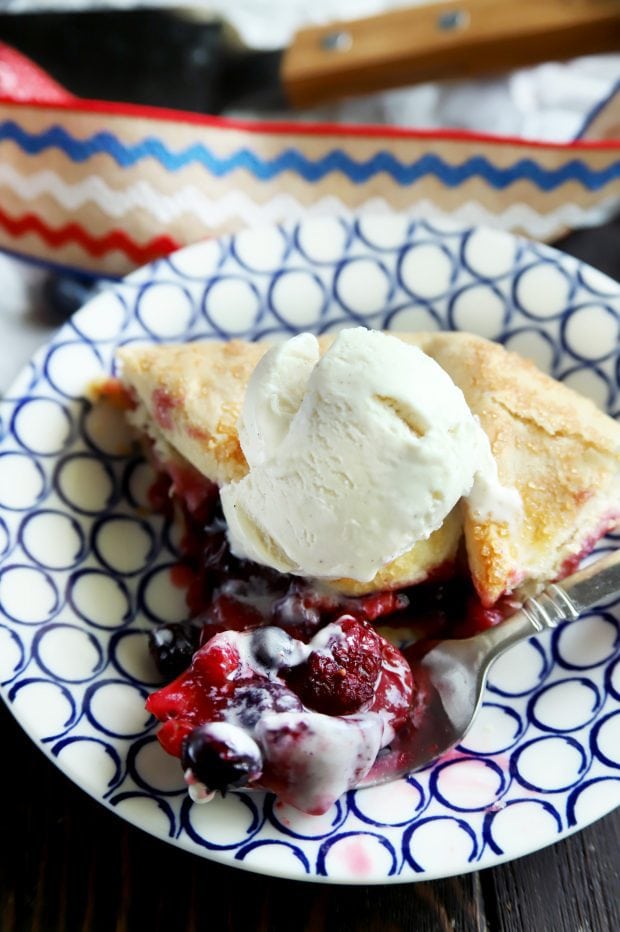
[1, 696, 618, 931]
[1, 220, 619, 931]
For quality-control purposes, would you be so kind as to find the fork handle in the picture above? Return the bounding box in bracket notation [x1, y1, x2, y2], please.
[483, 548, 620, 659]
[550, 547, 620, 617]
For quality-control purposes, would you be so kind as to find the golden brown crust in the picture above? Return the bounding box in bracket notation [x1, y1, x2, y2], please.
[117, 332, 620, 603]
[402, 333, 620, 603]
[117, 340, 267, 485]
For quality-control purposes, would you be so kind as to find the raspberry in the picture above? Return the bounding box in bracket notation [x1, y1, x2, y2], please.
[192, 635, 242, 687]
[157, 718, 195, 758]
[146, 633, 244, 747]
[285, 617, 382, 716]
[145, 671, 220, 732]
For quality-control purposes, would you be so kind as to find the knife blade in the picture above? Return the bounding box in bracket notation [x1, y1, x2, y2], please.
[1, 1, 620, 113]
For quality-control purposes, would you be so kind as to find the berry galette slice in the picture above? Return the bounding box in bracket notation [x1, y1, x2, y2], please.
[111, 330, 620, 811]
[117, 331, 620, 606]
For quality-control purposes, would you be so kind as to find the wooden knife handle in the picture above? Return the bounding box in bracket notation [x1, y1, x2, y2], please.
[282, 0, 620, 108]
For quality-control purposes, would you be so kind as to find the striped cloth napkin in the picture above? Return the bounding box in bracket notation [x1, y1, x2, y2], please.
[1, 42, 620, 279]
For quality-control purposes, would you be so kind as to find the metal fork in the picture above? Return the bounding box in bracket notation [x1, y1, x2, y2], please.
[362, 548, 620, 785]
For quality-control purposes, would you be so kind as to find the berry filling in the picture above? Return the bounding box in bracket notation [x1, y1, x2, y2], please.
[148, 621, 202, 679]
[182, 723, 263, 796]
[147, 619, 413, 814]
[284, 617, 383, 716]
[142, 459, 515, 812]
[150, 464, 504, 645]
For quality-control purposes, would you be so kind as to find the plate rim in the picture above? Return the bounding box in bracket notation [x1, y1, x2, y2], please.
[1, 213, 619, 884]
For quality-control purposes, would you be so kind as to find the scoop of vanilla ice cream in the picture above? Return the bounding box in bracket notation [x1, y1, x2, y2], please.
[220, 328, 520, 582]
[239, 332, 319, 468]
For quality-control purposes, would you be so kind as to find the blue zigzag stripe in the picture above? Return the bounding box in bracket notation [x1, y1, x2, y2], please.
[2, 120, 619, 190]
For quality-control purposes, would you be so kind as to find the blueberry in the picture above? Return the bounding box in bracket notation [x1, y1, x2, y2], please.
[181, 723, 262, 792]
[148, 622, 200, 679]
[251, 627, 297, 670]
[231, 681, 303, 729]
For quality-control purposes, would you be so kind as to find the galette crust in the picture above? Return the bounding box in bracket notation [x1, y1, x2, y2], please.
[117, 333, 620, 604]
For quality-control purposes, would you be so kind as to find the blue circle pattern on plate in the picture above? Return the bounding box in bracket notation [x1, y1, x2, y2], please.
[0, 216, 619, 884]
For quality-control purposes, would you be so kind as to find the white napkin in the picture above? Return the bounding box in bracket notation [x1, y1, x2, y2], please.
[7, 0, 620, 140]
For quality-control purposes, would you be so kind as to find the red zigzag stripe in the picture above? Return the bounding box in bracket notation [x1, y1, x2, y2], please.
[0, 205, 180, 264]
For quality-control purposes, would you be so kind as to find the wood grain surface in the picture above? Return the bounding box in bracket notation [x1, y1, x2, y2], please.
[0, 699, 618, 932]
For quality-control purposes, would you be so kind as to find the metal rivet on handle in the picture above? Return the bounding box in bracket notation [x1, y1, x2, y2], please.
[320, 30, 353, 52]
[437, 9, 470, 31]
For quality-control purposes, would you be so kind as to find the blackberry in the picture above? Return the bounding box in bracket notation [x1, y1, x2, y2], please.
[148, 621, 201, 678]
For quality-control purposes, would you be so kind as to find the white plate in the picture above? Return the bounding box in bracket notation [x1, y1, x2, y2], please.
[1, 215, 619, 884]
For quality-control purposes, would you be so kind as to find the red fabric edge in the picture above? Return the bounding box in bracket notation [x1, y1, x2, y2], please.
[2, 93, 620, 151]
[0, 204, 181, 264]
